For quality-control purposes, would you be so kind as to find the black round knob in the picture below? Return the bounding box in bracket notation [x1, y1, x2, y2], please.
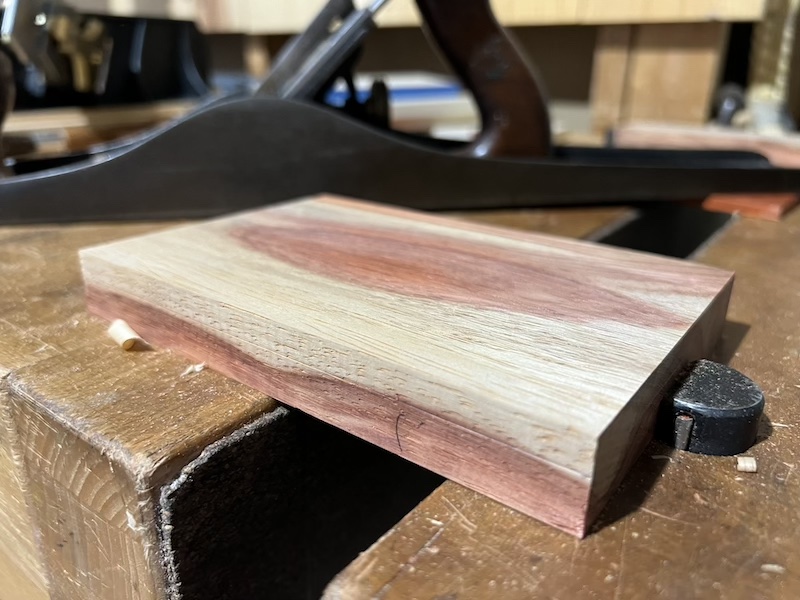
[657, 360, 765, 456]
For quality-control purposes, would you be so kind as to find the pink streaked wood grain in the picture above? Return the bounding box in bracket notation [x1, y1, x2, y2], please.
[79, 195, 734, 536]
[703, 193, 799, 221]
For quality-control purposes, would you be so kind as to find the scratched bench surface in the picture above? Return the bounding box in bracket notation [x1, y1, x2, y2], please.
[324, 208, 800, 600]
[80, 195, 732, 537]
[0, 223, 288, 600]
[0, 207, 627, 599]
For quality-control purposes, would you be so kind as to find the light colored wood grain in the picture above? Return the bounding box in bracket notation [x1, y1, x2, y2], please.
[7, 343, 302, 599]
[71, 0, 196, 20]
[4, 101, 194, 136]
[578, 0, 765, 24]
[81, 195, 733, 536]
[0, 374, 49, 600]
[243, 35, 272, 78]
[324, 201, 800, 600]
[0, 225, 167, 600]
[0, 223, 285, 598]
[190, 0, 765, 33]
[9, 393, 162, 600]
[590, 25, 633, 132]
[624, 22, 730, 124]
[614, 121, 800, 168]
[0, 210, 627, 594]
[509, 0, 580, 24]
[450, 206, 629, 238]
[591, 22, 730, 129]
[4, 101, 196, 159]
[69, 0, 765, 30]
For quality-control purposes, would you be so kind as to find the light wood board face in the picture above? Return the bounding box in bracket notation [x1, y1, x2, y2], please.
[80, 196, 733, 536]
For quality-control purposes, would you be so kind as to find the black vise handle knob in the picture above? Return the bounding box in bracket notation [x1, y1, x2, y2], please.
[657, 359, 765, 456]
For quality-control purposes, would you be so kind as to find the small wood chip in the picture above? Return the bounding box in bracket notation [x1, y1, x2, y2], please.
[181, 363, 206, 376]
[107, 319, 145, 351]
[761, 563, 786, 574]
[737, 456, 758, 473]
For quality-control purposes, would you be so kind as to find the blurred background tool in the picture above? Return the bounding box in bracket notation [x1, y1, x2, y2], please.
[2, 0, 800, 223]
[0, 0, 209, 160]
[0, 0, 209, 107]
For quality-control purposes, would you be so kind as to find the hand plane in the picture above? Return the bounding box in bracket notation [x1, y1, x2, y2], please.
[2, 0, 800, 223]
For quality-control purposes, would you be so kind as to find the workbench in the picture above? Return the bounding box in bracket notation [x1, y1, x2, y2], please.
[0, 205, 797, 599]
[326, 208, 800, 599]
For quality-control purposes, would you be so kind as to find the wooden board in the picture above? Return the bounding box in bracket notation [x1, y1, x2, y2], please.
[703, 193, 799, 221]
[189, 0, 765, 33]
[324, 203, 800, 600]
[3, 101, 194, 136]
[80, 195, 733, 536]
[0, 207, 628, 597]
[614, 122, 800, 168]
[590, 25, 634, 132]
[616, 125, 800, 220]
[0, 209, 626, 598]
[591, 22, 730, 130]
[69, 0, 765, 32]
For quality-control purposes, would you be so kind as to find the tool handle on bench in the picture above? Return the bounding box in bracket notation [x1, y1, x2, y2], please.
[415, 0, 551, 158]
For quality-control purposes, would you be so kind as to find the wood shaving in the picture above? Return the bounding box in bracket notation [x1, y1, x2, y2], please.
[180, 363, 206, 377]
[760, 563, 786, 574]
[737, 456, 758, 473]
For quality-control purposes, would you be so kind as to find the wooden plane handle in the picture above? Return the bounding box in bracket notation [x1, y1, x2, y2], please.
[414, 0, 551, 158]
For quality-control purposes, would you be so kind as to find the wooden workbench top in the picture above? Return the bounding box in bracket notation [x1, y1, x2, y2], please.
[3, 205, 796, 598]
[0, 207, 626, 599]
[0, 223, 284, 599]
[325, 208, 800, 599]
